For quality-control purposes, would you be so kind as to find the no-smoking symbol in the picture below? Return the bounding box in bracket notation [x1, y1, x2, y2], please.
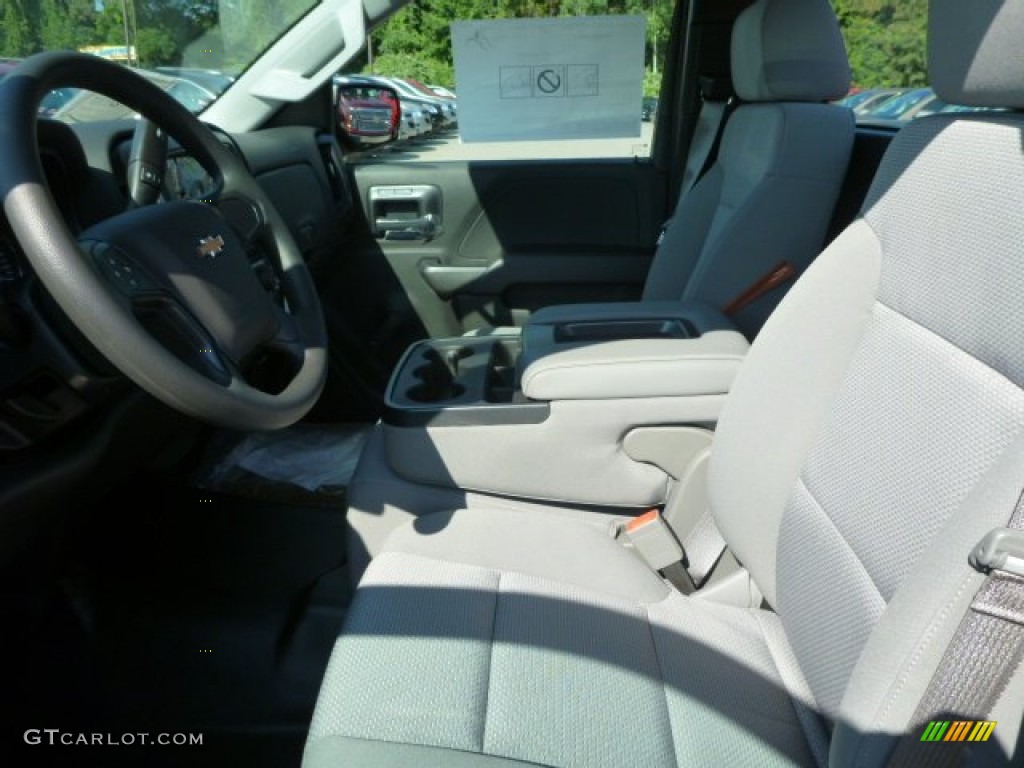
[536, 68, 562, 94]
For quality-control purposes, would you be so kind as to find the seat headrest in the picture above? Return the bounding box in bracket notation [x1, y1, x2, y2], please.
[731, 0, 850, 103]
[929, 0, 1024, 108]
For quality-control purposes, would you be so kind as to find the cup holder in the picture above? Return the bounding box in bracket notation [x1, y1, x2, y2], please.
[422, 345, 473, 375]
[405, 346, 474, 403]
[407, 380, 467, 403]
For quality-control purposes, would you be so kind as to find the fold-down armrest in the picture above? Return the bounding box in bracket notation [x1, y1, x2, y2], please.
[521, 330, 749, 401]
[528, 300, 735, 335]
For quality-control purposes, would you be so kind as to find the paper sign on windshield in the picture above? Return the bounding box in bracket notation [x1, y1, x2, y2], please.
[452, 16, 645, 142]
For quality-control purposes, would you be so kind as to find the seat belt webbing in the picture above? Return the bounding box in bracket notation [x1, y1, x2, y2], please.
[891, 489, 1024, 766]
[691, 96, 737, 189]
[657, 77, 736, 247]
[681, 509, 729, 586]
[677, 99, 729, 199]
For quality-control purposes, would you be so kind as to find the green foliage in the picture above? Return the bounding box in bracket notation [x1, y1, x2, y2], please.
[371, 51, 455, 87]
[0, 0, 35, 57]
[833, 0, 927, 88]
[0, 0, 223, 69]
[136, 27, 179, 65]
[0, 0, 929, 96]
[38, 0, 97, 51]
[93, 4, 128, 48]
[643, 68, 662, 98]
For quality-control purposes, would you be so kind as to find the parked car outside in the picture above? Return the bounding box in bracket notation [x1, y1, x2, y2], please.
[165, 77, 219, 113]
[839, 86, 1000, 126]
[401, 101, 428, 138]
[0, 60, 79, 117]
[338, 74, 429, 139]
[334, 82, 400, 148]
[351, 74, 443, 133]
[642, 97, 658, 121]
[836, 88, 881, 110]
[864, 87, 934, 121]
[49, 68, 218, 121]
[846, 87, 908, 115]
[403, 77, 458, 124]
[428, 84, 456, 98]
[154, 67, 235, 98]
[900, 90, 998, 120]
[382, 76, 451, 128]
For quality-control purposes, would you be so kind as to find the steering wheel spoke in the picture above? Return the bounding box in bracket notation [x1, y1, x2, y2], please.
[82, 240, 160, 301]
[131, 294, 235, 386]
[127, 118, 168, 208]
[266, 303, 308, 365]
[215, 193, 266, 246]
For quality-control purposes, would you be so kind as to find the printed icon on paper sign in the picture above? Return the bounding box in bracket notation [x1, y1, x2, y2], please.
[500, 66, 532, 99]
[536, 68, 561, 94]
[533, 66, 566, 98]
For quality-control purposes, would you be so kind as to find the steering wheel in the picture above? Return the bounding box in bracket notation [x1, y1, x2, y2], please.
[0, 53, 327, 431]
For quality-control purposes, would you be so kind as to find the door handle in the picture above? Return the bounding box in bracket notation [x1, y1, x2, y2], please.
[369, 184, 442, 240]
[374, 214, 438, 240]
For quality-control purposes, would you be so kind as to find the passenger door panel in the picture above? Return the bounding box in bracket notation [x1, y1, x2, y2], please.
[348, 159, 665, 334]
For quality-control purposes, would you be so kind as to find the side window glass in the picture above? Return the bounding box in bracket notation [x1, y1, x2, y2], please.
[338, 1, 673, 160]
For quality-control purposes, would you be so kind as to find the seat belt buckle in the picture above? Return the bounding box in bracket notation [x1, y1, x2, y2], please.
[624, 509, 685, 572]
[969, 527, 1024, 577]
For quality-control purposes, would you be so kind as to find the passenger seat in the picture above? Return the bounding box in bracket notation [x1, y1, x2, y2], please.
[526, 0, 855, 339]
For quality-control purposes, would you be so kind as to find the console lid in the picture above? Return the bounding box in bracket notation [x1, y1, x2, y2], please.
[521, 332, 749, 401]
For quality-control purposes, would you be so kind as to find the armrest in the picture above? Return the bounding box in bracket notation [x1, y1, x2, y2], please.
[521, 331, 749, 401]
[528, 300, 736, 335]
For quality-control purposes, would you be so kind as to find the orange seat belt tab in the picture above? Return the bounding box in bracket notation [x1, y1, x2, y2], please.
[624, 509, 685, 572]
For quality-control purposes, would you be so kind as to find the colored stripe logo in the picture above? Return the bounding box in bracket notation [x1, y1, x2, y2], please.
[920, 720, 996, 742]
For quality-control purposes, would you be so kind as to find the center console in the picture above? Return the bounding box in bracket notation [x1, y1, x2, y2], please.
[380, 302, 749, 507]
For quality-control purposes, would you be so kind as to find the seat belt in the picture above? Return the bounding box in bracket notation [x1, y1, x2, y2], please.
[683, 76, 736, 194]
[620, 509, 696, 594]
[890, 489, 1024, 766]
[619, 429, 731, 590]
[680, 509, 729, 586]
[658, 76, 736, 246]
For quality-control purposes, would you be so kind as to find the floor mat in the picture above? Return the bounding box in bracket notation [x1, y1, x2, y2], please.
[193, 423, 373, 508]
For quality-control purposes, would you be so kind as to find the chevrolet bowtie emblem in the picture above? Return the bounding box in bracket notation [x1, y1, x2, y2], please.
[196, 235, 225, 259]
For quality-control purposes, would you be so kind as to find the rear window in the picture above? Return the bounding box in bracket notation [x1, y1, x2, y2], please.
[832, 1, 996, 125]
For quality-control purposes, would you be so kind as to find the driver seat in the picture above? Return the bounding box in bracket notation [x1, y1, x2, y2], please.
[303, 0, 1024, 764]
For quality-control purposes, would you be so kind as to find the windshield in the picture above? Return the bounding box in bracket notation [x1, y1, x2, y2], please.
[0, 0, 321, 118]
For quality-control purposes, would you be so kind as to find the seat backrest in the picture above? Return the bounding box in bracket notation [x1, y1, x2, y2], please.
[643, 0, 854, 338]
[708, 0, 1024, 762]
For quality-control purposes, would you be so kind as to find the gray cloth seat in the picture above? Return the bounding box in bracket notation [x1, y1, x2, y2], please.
[307, 510, 824, 768]
[492, 0, 855, 339]
[304, 0, 1024, 765]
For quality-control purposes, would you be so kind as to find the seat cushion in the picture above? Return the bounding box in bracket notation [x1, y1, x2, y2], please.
[304, 510, 826, 768]
[379, 508, 670, 604]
